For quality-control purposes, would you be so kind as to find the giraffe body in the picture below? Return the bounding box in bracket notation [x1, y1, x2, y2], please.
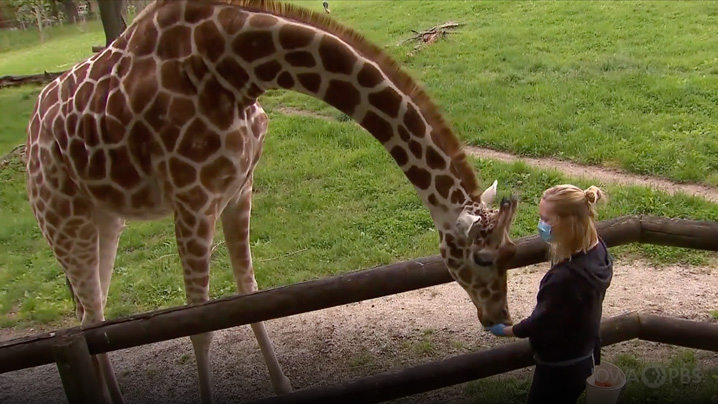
[26, 1, 519, 403]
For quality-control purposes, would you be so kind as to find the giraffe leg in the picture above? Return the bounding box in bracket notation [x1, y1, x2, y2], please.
[39, 209, 124, 404]
[174, 209, 218, 404]
[94, 212, 126, 404]
[221, 183, 293, 395]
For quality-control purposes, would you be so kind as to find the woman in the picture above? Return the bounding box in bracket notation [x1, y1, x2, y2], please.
[486, 184, 614, 404]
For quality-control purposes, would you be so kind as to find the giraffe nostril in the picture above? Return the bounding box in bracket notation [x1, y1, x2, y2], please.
[473, 252, 493, 267]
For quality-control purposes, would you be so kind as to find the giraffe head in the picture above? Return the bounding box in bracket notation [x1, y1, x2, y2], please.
[442, 180, 518, 328]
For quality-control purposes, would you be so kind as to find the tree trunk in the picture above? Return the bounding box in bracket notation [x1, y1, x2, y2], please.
[97, 0, 126, 47]
[34, 3, 45, 42]
[60, 0, 79, 23]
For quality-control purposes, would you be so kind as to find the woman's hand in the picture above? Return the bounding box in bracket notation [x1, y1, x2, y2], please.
[485, 324, 514, 337]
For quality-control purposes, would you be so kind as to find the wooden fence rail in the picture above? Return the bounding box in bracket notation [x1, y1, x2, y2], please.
[0, 215, 716, 375]
[244, 312, 718, 404]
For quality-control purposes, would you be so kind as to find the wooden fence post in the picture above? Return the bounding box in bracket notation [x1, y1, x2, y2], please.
[52, 330, 108, 404]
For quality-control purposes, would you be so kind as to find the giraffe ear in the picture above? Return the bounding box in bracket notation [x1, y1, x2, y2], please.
[456, 209, 482, 240]
[480, 180, 498, 206]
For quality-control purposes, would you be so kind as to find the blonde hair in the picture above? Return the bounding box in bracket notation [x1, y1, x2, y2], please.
[541, 184, 607, 264]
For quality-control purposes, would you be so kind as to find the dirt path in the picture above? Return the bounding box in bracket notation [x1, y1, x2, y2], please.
[274, 106, 718, 204]
[1, 259, 716, 404]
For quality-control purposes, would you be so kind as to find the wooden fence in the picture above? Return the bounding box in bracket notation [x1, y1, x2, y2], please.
[0, 214, 717, 403]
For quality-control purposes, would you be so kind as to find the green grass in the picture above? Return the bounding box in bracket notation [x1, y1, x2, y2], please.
[0, 20, 105, 76]
[0, 110, 717, 328]
[1, 2, 717, 184]
[465, 351, 718, 404]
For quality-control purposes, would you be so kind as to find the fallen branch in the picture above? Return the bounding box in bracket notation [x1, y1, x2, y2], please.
[398, 21, 464, 52]
[0, 144, 26, 169]
[0, 71, 64, 89]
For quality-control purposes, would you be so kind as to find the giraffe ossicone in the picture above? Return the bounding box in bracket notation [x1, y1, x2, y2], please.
[25, 1, 519, 403]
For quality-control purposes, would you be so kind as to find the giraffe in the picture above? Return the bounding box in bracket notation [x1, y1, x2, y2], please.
[25, 1, 519, 403]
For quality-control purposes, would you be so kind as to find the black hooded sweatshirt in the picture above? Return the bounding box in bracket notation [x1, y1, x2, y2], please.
[512, 237, 613, 363]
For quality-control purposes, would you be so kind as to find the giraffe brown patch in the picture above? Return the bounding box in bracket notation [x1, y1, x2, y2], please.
[88, 184, 125, 206]
[404, 166, 432, 190]
[217, 8, 247, 35]
[45, 209, 61, 228]
[224, 129, 245, 153]
[199, 155, 236, 193]
[60, 74, 77, 101]
[42, 85, 59, 110]
[490, 292, 503, 303]
[176, 185, 209, 211]
[248, 14, 278, 28]
[254, 60, 282, 82]
[127, 121, 158, 175]
[197, 219, 212, 239]
[246, 83, 263, 99]
[357, 63, 382, 88]
[184, 0, 214, 24]
[177, 120, 222, 162]
[38, 185, 51, 202]
[403, 104, 425, 138]
[53, 201, 72, 224]
[128, 21, 158, 57]
[68, 140, 88, 175]
[324, 80, 360, 116]
[428, 193, 439, 206]
[161, 60, 198, 96]
[52, 116, 65, 140]
[180, 209, 197, 228]
[159, 124, 181, 152]
[397, 126, 411, 142]
[186, 239, 207, 258]
[408, 140, 422, 159]
[368, 87, 402, 119]
[318, 35, 356, 75]
[360, 111, 392, 143]
[199, 79, 235, 130]
[130, 185, 154, 208]
[144, 91, 172, 133]
[451, 188, 465, 205]
[426, 146, 447, 170]
[156, 1, 182, 28]
[107, 91, 133, 125]
[169, 157, 198, 188]
[435, 175, 455, 199]
[126, 58, 158, 114]
[389, 146, 408, 166]
[214, 57, 249, 91]
[480, 287, 491, 299]
[447, 258, 461, 269]
[195, 21, 226, 63]
[99, 116, 125, 145]
[232, 31, 275, 63]
[278, 24, 315, 50]
[61, 176, 78, 198]
[157, 26, 193, 60]
[297, 73, 321, 94]
[168, 97, 196, 127]
[88, 51, 113, 79]
[457, 267, 473, 285]
[73, 82, 95, 112]
[87, 150, 107, 180]
[108, 148, 141, 189]
[277, 71, 294, 89]
[285, 51, 316, 68]
[89, 78, 110, 114]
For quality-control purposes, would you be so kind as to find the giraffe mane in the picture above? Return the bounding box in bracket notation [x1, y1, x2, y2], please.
[130, 0, 482, 201]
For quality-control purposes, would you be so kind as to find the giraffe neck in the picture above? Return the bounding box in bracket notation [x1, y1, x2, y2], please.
[128, 0, 481, 229]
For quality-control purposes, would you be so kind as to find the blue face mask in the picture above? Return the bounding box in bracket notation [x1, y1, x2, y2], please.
[538, 219, 553, 242]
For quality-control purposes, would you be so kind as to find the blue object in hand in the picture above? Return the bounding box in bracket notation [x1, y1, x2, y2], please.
[485, 323, 507, 336]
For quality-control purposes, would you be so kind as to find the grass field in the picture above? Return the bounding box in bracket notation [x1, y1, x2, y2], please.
[0, 1, 716, 329]
[1, 1, 717, 185]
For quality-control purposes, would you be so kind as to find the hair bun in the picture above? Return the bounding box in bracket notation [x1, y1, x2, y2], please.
[584, 186, 602, 204]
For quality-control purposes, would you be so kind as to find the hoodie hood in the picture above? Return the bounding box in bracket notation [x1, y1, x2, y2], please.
[566, 238, 613, 293]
